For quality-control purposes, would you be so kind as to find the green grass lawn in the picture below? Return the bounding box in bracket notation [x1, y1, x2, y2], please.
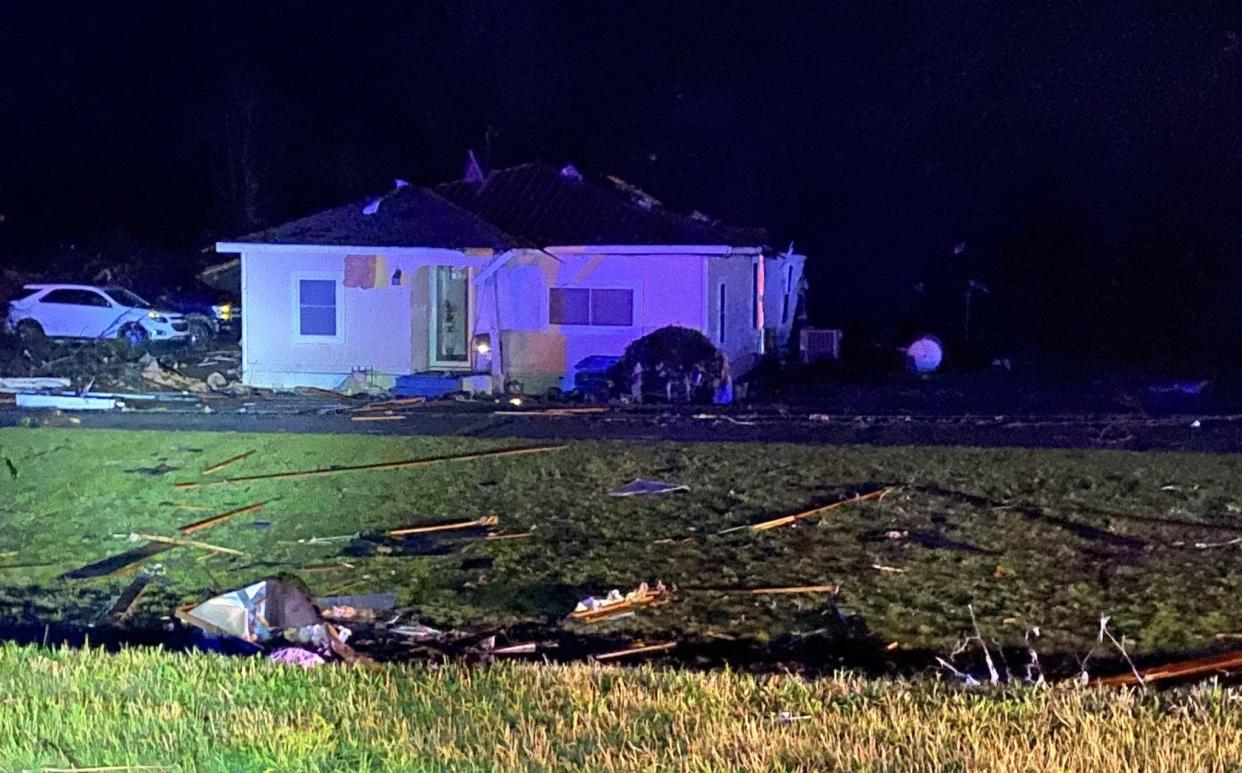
[1, 427, 1242, 660]
[0, 642, 1238, 771]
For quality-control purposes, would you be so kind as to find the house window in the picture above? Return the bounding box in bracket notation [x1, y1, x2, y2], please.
[298, 278, 339, 337]
[549, 287, 633, 326]
[718, 283, 726, 344]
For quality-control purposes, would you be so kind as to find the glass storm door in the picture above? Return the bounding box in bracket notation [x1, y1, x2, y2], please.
[430, 266, 470, 368]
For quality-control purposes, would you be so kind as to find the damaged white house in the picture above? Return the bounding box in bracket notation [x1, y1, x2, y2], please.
[215, 163, 806, 394]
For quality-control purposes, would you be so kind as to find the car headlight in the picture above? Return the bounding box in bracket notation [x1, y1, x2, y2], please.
[147, 310, 168, 323]
[211, 304, 232, 321]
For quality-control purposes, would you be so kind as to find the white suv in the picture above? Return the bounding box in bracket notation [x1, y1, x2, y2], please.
[6, 284, 192, 346]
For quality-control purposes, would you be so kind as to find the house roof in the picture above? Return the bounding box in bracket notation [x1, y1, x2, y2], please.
[436, 163, 767, 248]
[227, 186, 515, 250]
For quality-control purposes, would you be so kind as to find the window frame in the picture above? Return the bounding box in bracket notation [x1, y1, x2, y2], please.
[290, 272, 345, 344]
[547, 285, 637, 329]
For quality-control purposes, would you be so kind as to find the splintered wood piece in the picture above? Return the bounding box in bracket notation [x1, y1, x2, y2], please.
[178, 501, 269, 535]
[719, 487, 892, 534]
[354, 397, 427, 412]
[1091, 649, 1242, 687]
[174, 445, 565, 489]
[592, 642, 676, 661]
[202, 449, 256, 475]
[387, 515, 499, 537]
[350, 415, 407, 422]
[136, 534, 243, 556]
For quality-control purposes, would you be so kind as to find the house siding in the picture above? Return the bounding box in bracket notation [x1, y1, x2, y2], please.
[483, 250, 708, 393]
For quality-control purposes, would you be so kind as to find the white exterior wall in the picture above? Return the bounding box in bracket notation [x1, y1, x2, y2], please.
[238, 246, 488, 389]
[480, 249, 709, 392]
[705, 254, 762, 373]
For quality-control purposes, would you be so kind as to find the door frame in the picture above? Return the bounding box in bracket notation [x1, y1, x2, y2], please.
[427, 265, 474, 370]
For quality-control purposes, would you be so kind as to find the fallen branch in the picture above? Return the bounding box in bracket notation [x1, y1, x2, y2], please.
[387, 515, 498, 537]
[718, 487, 892, 534]
[174, 445, 565, 488]
[201, 449, 256, 476]
[592, 642, 676, 661]
[135, 534, 243, 556]
[178, 501, 269, 535]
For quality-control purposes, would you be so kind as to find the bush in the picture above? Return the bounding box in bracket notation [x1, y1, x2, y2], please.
[610, 326, 726, 403]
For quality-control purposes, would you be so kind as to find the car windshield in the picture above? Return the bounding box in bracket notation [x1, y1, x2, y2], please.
[104, 286, 151, 308]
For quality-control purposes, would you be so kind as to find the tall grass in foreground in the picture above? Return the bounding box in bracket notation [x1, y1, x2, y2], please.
[0, 644, 1239, 771]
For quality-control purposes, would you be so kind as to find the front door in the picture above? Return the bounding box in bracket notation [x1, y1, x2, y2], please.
[429, 266, 470, 368]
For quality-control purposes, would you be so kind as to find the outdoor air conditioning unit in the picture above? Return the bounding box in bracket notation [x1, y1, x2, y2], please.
[800, 328, 843, 363]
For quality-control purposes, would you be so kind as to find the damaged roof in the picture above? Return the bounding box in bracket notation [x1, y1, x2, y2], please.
[226, 186, 515, 250]
[436, 163, 767, 248]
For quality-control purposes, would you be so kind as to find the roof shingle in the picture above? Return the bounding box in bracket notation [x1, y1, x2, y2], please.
[229, 186, 514, 249]
[436, 164, 767, 247]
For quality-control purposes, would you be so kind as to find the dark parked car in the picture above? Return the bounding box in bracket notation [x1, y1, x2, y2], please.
[156, 284, 241, 348]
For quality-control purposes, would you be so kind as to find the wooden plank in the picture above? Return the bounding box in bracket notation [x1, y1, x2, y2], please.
[350, 414, 407, 422]
[593, 642, 676, 661]
[178, 501, 269, 535]
[202, 449, 255, 475]
[718, 487, 892, 534]
[174, 445, 565, 489]
[136, 534, 243, 556]
[1092, 649, 1242, 687]
[387, 515, 498, 537]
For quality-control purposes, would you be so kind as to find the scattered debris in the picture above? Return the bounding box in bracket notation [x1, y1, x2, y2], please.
[387, 515, 499, 537]
[269, 647, 326, 668]
[175, 445, 565, 488]
[592, 642, 676, 661]
[178, 501, 269, 535]
[351, 414, 407, 422]
[201, 449, 256, 476]
[176, 578, 321, 644]
[354, 396, 427, 412]
[871, 564, 906, 573]
[391, 624, 444, 641]
[719, 487, 892, 534]
[570, 582, 674, 624]
[608, 478, 689, 497]
[16, 393, 119, 411]
[134, 533, 243, 556]
[0, 377, 70, 393]
[691, 413, 756, 426]
[493, 407, 606, 417]
[490, 642, 539, 655]
[485, 531, 533, 541]
[775, 711, 812, 723]
[104, 572, 154, 624]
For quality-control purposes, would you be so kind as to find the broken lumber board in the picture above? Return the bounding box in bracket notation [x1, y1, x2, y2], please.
[174, 445, 566, 489]
[1092, 649, 1242, 687]
[485, 531, 534, 541]
[178, 501, 269, 535]
[136, 534, 243, 556]
[104, 574, 153, 623]
[687, 584, 839, 595]
[354, 397, 427, 412]
[718, 487, 892, 534]
[493, 407, 607, 417]
[388, 515, 498, 537]
[491, 642, 539, 655]
[201, 449, 256, 475]
[351, 414, 407, 422]
[593, 642, 676, 661]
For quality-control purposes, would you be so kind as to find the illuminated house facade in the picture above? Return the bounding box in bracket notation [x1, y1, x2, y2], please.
[217, 164, 805, 394]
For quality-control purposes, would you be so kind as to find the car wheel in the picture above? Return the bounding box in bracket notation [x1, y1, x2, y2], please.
[14, 319, 46, 345]
[186, 319, 213, 351]
[118, 322, 150, 350]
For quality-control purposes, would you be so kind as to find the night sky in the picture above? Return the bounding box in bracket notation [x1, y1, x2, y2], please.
[2, 2, 1240, 369]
